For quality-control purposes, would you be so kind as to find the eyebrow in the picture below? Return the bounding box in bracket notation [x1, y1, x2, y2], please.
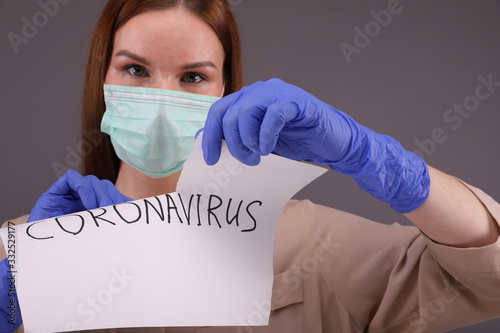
[181, 61, 217, 70]
[114, 50, 217, 70]
[115, 49, 150, 65]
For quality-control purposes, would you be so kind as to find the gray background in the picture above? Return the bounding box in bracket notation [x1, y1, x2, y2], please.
[0, 0, 499, 331]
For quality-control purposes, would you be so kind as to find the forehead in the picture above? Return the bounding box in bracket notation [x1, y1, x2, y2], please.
[113, 7, 224, 65]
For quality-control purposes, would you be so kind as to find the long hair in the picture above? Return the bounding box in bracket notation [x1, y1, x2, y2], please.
[81, 0, 243, 182]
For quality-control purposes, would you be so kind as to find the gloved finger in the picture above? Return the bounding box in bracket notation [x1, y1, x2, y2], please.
[45, 170, 81, 196]
[84, 175, 115, 208]
[237, 103, 268, 155]
[222, 105, 261, 166]
[225, 82, 278, 163]
[27, 197, 71, 222]
[47, 170, 97, 209]
[59, 170, 98, 210]
[202, 92, 239, 165]
[238, 89, 274, 155]
[259, 102, 301, 155]
[27, 171, 89, 222]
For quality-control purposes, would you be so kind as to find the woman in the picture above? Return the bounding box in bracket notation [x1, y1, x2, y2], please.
[2, 0, 500, 332]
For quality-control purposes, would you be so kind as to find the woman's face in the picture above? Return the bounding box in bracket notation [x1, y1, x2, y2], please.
[105, 7, 225, 97]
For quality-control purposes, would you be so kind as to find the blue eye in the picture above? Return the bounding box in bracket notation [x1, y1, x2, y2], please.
[182, 72, 206, 83]
[124, 64, 148, 77]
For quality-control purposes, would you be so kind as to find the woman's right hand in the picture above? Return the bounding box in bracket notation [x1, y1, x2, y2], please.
[1, 170, 131, 330]
[27, 170, 131, 222]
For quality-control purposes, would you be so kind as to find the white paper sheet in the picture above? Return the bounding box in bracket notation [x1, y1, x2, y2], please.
[0, 135, 326, 332]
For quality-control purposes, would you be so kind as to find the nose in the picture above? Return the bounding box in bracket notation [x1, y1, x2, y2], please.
[150, 78, 179, 92]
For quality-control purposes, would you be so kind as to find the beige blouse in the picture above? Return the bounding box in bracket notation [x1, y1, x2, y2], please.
[3, 181, 500, 333]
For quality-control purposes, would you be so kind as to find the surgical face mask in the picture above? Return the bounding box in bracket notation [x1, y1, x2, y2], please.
[101, 84, 220, 178]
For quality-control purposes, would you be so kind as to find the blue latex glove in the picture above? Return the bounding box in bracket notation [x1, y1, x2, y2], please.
[1, 170, 131, 330]
[202, 78, 430, 213]
[27, 170, 131, 222]
[0, 259, 21, 332]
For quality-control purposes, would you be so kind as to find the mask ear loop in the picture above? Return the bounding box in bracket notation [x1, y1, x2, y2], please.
[220, 84, 225, 98]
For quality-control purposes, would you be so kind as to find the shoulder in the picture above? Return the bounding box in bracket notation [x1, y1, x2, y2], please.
[1, 215, 29, 228]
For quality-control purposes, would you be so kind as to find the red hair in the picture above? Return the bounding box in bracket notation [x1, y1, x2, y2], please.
[81, 0, 243, 182]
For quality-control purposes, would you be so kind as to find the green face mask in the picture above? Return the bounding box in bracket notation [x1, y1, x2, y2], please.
[101, 84, 220, 178]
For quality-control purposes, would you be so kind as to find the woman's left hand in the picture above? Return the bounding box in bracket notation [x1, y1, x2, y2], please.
[202, 78, 353, 167]
[202, 78, 430, 214]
